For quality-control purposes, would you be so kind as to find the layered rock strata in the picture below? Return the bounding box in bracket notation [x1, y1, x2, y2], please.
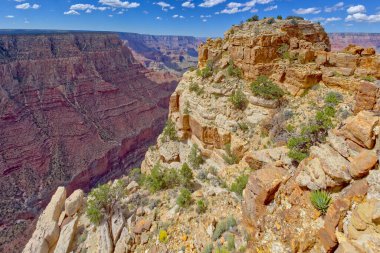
[0, 32, 176, 253]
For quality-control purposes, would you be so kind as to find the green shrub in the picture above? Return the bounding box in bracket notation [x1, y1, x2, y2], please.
[86, 179, 125, 226]
[161, 119, 177, 142]
[229, 88, 248, 110]
[212, 216, 237, 241]
[230, 174, 249, 196]
[183, 101, 190, 115]
[226, 233, 236, 250]
[247, 15, 259, 22]
[144, 163, 179, 192]
[277, 15, 283, 20]
[362, 75, 376, 82]
[267, 17, 275, 24]
[310, 190, 332, 215]
[176, 188, 192, 208]
[324, 92, 343, 106]
[196, 199, 207, 214]
[238, 122, 249, 132]
[251, 76, 285, 100]
[227, 60, 242, 78]
[222, 143, 240, 165]
[180, 163, 194, 188]
[189, 82, 204, 96]
[159, 229, 168, 243]
[215, 247, 230, 253]
[286, 16, 305, 20]
[188, 66, 196, 72]
[197, 60, 214, 79]
[129, 168, 145, 186]
[188, 144, 204, 169]
[202, 244, 213, 253]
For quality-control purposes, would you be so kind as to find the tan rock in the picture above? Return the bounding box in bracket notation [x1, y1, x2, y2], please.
[65, 189, 84, 217]
[296, 158, 327, 190]
[159, 141, 180, 163]
[343, 111, 379, 149]
[362, 47, 376, 56]
[111, 208, 125, 244]
[98, 221, 113, 253]
[114, 227, 131, 253]
[53, 216, 78, 253]
[133, 219, 152, 234]
[349, 150, 378, 179]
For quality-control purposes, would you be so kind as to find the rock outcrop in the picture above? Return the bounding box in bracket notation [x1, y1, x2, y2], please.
[0, 32, 177, 253]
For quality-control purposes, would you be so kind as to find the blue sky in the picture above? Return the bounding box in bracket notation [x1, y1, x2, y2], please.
[1, 0, 380, 37]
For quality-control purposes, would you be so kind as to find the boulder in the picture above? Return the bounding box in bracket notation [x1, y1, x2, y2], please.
[349, 150, 378, 179]
[65, 189, 84, 217]
[98, 221, 113, 253]
[111, 208, 125, 244]
[53, 216, 78, 253]
[114, 227, 131, 253]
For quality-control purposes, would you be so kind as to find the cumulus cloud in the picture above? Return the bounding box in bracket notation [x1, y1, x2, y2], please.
[346, 13, 380, 22]
[264, 5, 277, 11]
[325, 17, 342, 22]
[16, 3, 40, 10]
[172, 14, 184, 18]
[325, 2, 344, 13]
[293, 7, 321, 15]
[220, 0, 271, 14]
[347, 5, 366, 14]
[64, 10, 80, 15]
[199, 0, 226, 8]
[156, 1, 174, 11]
[5, 15, 15, 18]
[99, 0, 140, 9]
[182, 1, 195, 8]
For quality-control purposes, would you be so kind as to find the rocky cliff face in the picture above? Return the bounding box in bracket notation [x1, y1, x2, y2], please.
[23, 20, 380, 253]
[119, 33, 203, 76]
[330, 33, 380, 52]
[0, 32, 176, 253]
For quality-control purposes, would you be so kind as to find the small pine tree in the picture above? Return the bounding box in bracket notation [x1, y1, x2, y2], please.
[180, 163, 194, 188]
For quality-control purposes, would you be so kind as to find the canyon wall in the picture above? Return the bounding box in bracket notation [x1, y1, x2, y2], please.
[330, 33, 380, 51]
[119, 32, 203, 75]
[0, 32, 176, 252]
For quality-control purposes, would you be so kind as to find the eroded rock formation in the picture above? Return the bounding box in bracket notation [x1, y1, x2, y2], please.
[0, 32, 177, 253]
[330, 33, 380, 52]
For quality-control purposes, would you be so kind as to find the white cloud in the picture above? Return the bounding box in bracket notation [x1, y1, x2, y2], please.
[220, 0, 273, 15]
[15, 3, 40, 9]
[199, 0, 226, 8]
[14, 0, 25, 2]
[346, 13, 380, 22]
[293, 7, 321, 15]
[156, 16, 162, 20]
[5, 15, 15, 18]
[99, 0, 140, 9]
[264, 5, 277, 11]
[325, 2, 344, 13]
[182, 1, 195, 8]
[156, 1, 174, 11]
[173, 14, 185, 18]
[64, 10, 80, 15]
[70, 4, 97, 11]
[325, 17, 341, 22]
[347, 5, 366, 14]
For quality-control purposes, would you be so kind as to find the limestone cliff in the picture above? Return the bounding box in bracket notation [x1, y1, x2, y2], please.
[22, 19, 380, 253]
[330, 33, 380, 52]
[0, 32, 177, 253]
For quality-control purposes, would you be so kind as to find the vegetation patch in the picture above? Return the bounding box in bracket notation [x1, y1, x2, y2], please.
[310, 190, 332, 215]
[212, 216, 237, 241]
[229, 88, 248, 110]
[197, 60, 214, 79]
[222, 143, 240, 165]
[144, 163, 179, 193]
[176, 188, 192, 208]
[161, 119, 178, 142]
[247, 15, 259, 22]
[188, 144, 204, 169]
[230, 174, 249, 196]
[196, 199, 207, 214]
[189, 82, 204, 96]
[159, 229, 169, 243]
[227, 60, 242, 78]
[179, 162, 194, 188]
[251, 76, 285, 100]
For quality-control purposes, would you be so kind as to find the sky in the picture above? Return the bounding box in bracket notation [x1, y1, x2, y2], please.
[1, 0, 380, 37]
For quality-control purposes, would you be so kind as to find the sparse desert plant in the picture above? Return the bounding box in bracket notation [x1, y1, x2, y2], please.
[196, 199, 207, 214]
[286, 16, 305, 20]
[251, 76, 285, 100]
[188, 144, 204, 169]
[324, 92, 343, 106]
[180, 162, 194, 188]
[267, 17, 275, 25]
[310, 190, 332, 215]
[161, 119, 177, 142]
[229, 88, 248, 110]
[212, 216, 237, 241]
[226, 233, 236, 250]
[202, 244, 213, 253]
[215, 247, 230, 253]
[247, 15, 259, 22]
[176, 188, 192, 208]
[144, 163, 179, 192]
[361, 75, 376, 82]
[230, 174, 249, 196]
[183, 101, 190, 115]
[227, 60, 242, 78]
[189, 82, 204, 96]
[238, 122, 249, 132]
[129, 167, 145, 186]
[159, 229, 168, 243]
[196, 60, 214, 79]
[222, 143, 240, 165]
[277, 15, 283, 20]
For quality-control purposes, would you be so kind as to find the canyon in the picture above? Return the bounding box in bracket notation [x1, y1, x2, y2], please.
[119, 33, 203, 76]
[23, 19, 380, 253]
[0, 32, 177, 253]
[329, 33, 380, 52]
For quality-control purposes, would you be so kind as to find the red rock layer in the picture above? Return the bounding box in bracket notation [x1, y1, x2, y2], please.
[0, 32, 177, 252]
[329, 33, 380, 52]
